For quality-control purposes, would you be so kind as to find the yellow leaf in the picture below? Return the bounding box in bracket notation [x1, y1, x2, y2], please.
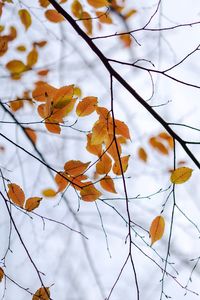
[71, 0, 83, 18]
[76, 96, 98, 117]
[82, 11, 92, 35]
[80, 184, 102, 201]
[25, 197, 42, 212]
[91, 121, 108, 145]
[7, 183, 25, 208]
[45, 9, 65, 23]
[32, 287, 50, 300]
[86, 133, 102, 157]
[96, 11, 112, 24]
[64, 160, 90, 176]
[138, 147, 147, 163]
[27, 48, 38, 68]
[16, 45, 26, 52]
[100, 175, 117, 193]
[124, 9, 137, 20]
[150, 215, 165, 245]
[18, 9, 32, 30]
[42, 188, 57, 197]
[96, 153, 112, 174]
[25, 127, 37, 144]
[6, 60, 26, 74]
[0, 25, 4, 33]
[0, 268, 4, 282]
[170, 167, 193, 184]
[87, 0, 109, 8]
[112, 155, 130, 175]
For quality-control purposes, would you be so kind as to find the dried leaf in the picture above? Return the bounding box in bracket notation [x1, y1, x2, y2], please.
[82, 11, 92, 35]
[100, 175, 117, 193]
[0, 36, 8, 56]
[96, 11, 112, 24]
[150, 215, 165, 245]
[18, 9, 32, 30]
[71, 0, 83, 18]
[39, 0, 50, 8]
[64, 160, 90, 176]
[112, 155, 130, 175]
[80, 184, 102, 201]
[6, 60, 26, 74]
[45, 118, 61, 134]
[138, 147, 147, 163]
[32, 287, 50, 300]
[9, 99, 24, 112]
[91, 121, 108, 145]
[7, 183, 25, 207]
[76, 96, 98, 117]
[32, 83, 57, 102]
[96, 153, 112, 174]
[86, 133, 102, 157]
[55, 172, 69, 192]
[45, 9, 65, 23]
[25, 197, 42, 212]
[170, 167, 193, 184]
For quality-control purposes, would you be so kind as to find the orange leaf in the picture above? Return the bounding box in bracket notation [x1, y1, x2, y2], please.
[37, 69, 49, 76]
[87, 0, 109, 8]
[7, 26, 17, 41]
[170, 167, 193, 184]
[25, 127, 37, 144]
[64, 160, 90, 176]
[96, 153, 112, 174]
[91, 121, 108, 145]
[32, 287, 50, 300]
[34, 40, 47, 47]
[119, 34, 132, 47]
[25, 197, 42, 212]
[53, 85, 74, 108]
[158, 132, 174, 149]
[124, 9, 137, 20]
[80, 184, 102, 201]
[0, 268, 4, 282]
[112, 155, 130, 175]
[71, 0, 83, 18]
[110, 119, 131, 139]
[76, 96, 98, 117]
[138, 147, 147, 163]
[18, 9, 32, 30]
[149, 137, 169, 155]
[42, 188, 57, 197]
[45, 9, 65, 23]
[82, 11, 92, 35]
[96, 106, 110, 121]
[9, 99, 24, 112]
[32, 83, 57, 102]
[45, 118, 61, 134]
[7, 183, 25, 207]
[86, 133, 102, 157]
[150, 215, 165, 245]
[0, 36, 8, 56]
[6, 60, 26, 74]
[96, 11, 112, 24]
[27, 48, 38, 68]
[105, 136, 122, 161]
[39, 0, 50, 8]
[100, 175, 117, 193]
[55, 172, 69, 192]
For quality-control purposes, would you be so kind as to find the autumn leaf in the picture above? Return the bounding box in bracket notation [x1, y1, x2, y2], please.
[18, 9, 32, 30]
[76, 96, 98, 117]
[71, 0, 83, 18]
[39, 0, 50, 8]
[55, 172, 69, 192]
[149, 137, 169, 155]
[64, 160, 90, 176]
[86, 133, 102, 157]
[91, 121, 108, 145]
[170, 167, 193, 184]
[120, 34, 132, 47]
[82, 11, 93, 35]
[150, 215, 165, 245]
[27, 48, 38, 68]
[32, 83, 57, 102]
[53, 85, 74, 108]
[105, 136, 122, 161]
[45, 9, 65, 23]
[7, 183, 25, 208]
[0, 36, 8, 56]
[96, 153, 112, 174]
[9, 99, 24, 112]
[87, 0, 109, 8]
[100, 175, 117, 193]
[138, 147, 147, 163]
[45, 118, 61, 134]
[158, 132, 174, 149]
[16, 45, 26, 52]
[25, 127, 37, 144]
[0, 268, 4, 282]
[25, 197, 42, 212]
[124, 9, 137, 20]
[32, 287, 50, 300]
[80, 184, 102, 201]
[42, 188, 57, 197]
[112, 155, 130, 175]
[96, 11, 112, 24]
[6, 60, 26, 74]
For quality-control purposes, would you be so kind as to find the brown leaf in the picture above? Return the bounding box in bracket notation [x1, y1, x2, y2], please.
[7, 183, 25, 207]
